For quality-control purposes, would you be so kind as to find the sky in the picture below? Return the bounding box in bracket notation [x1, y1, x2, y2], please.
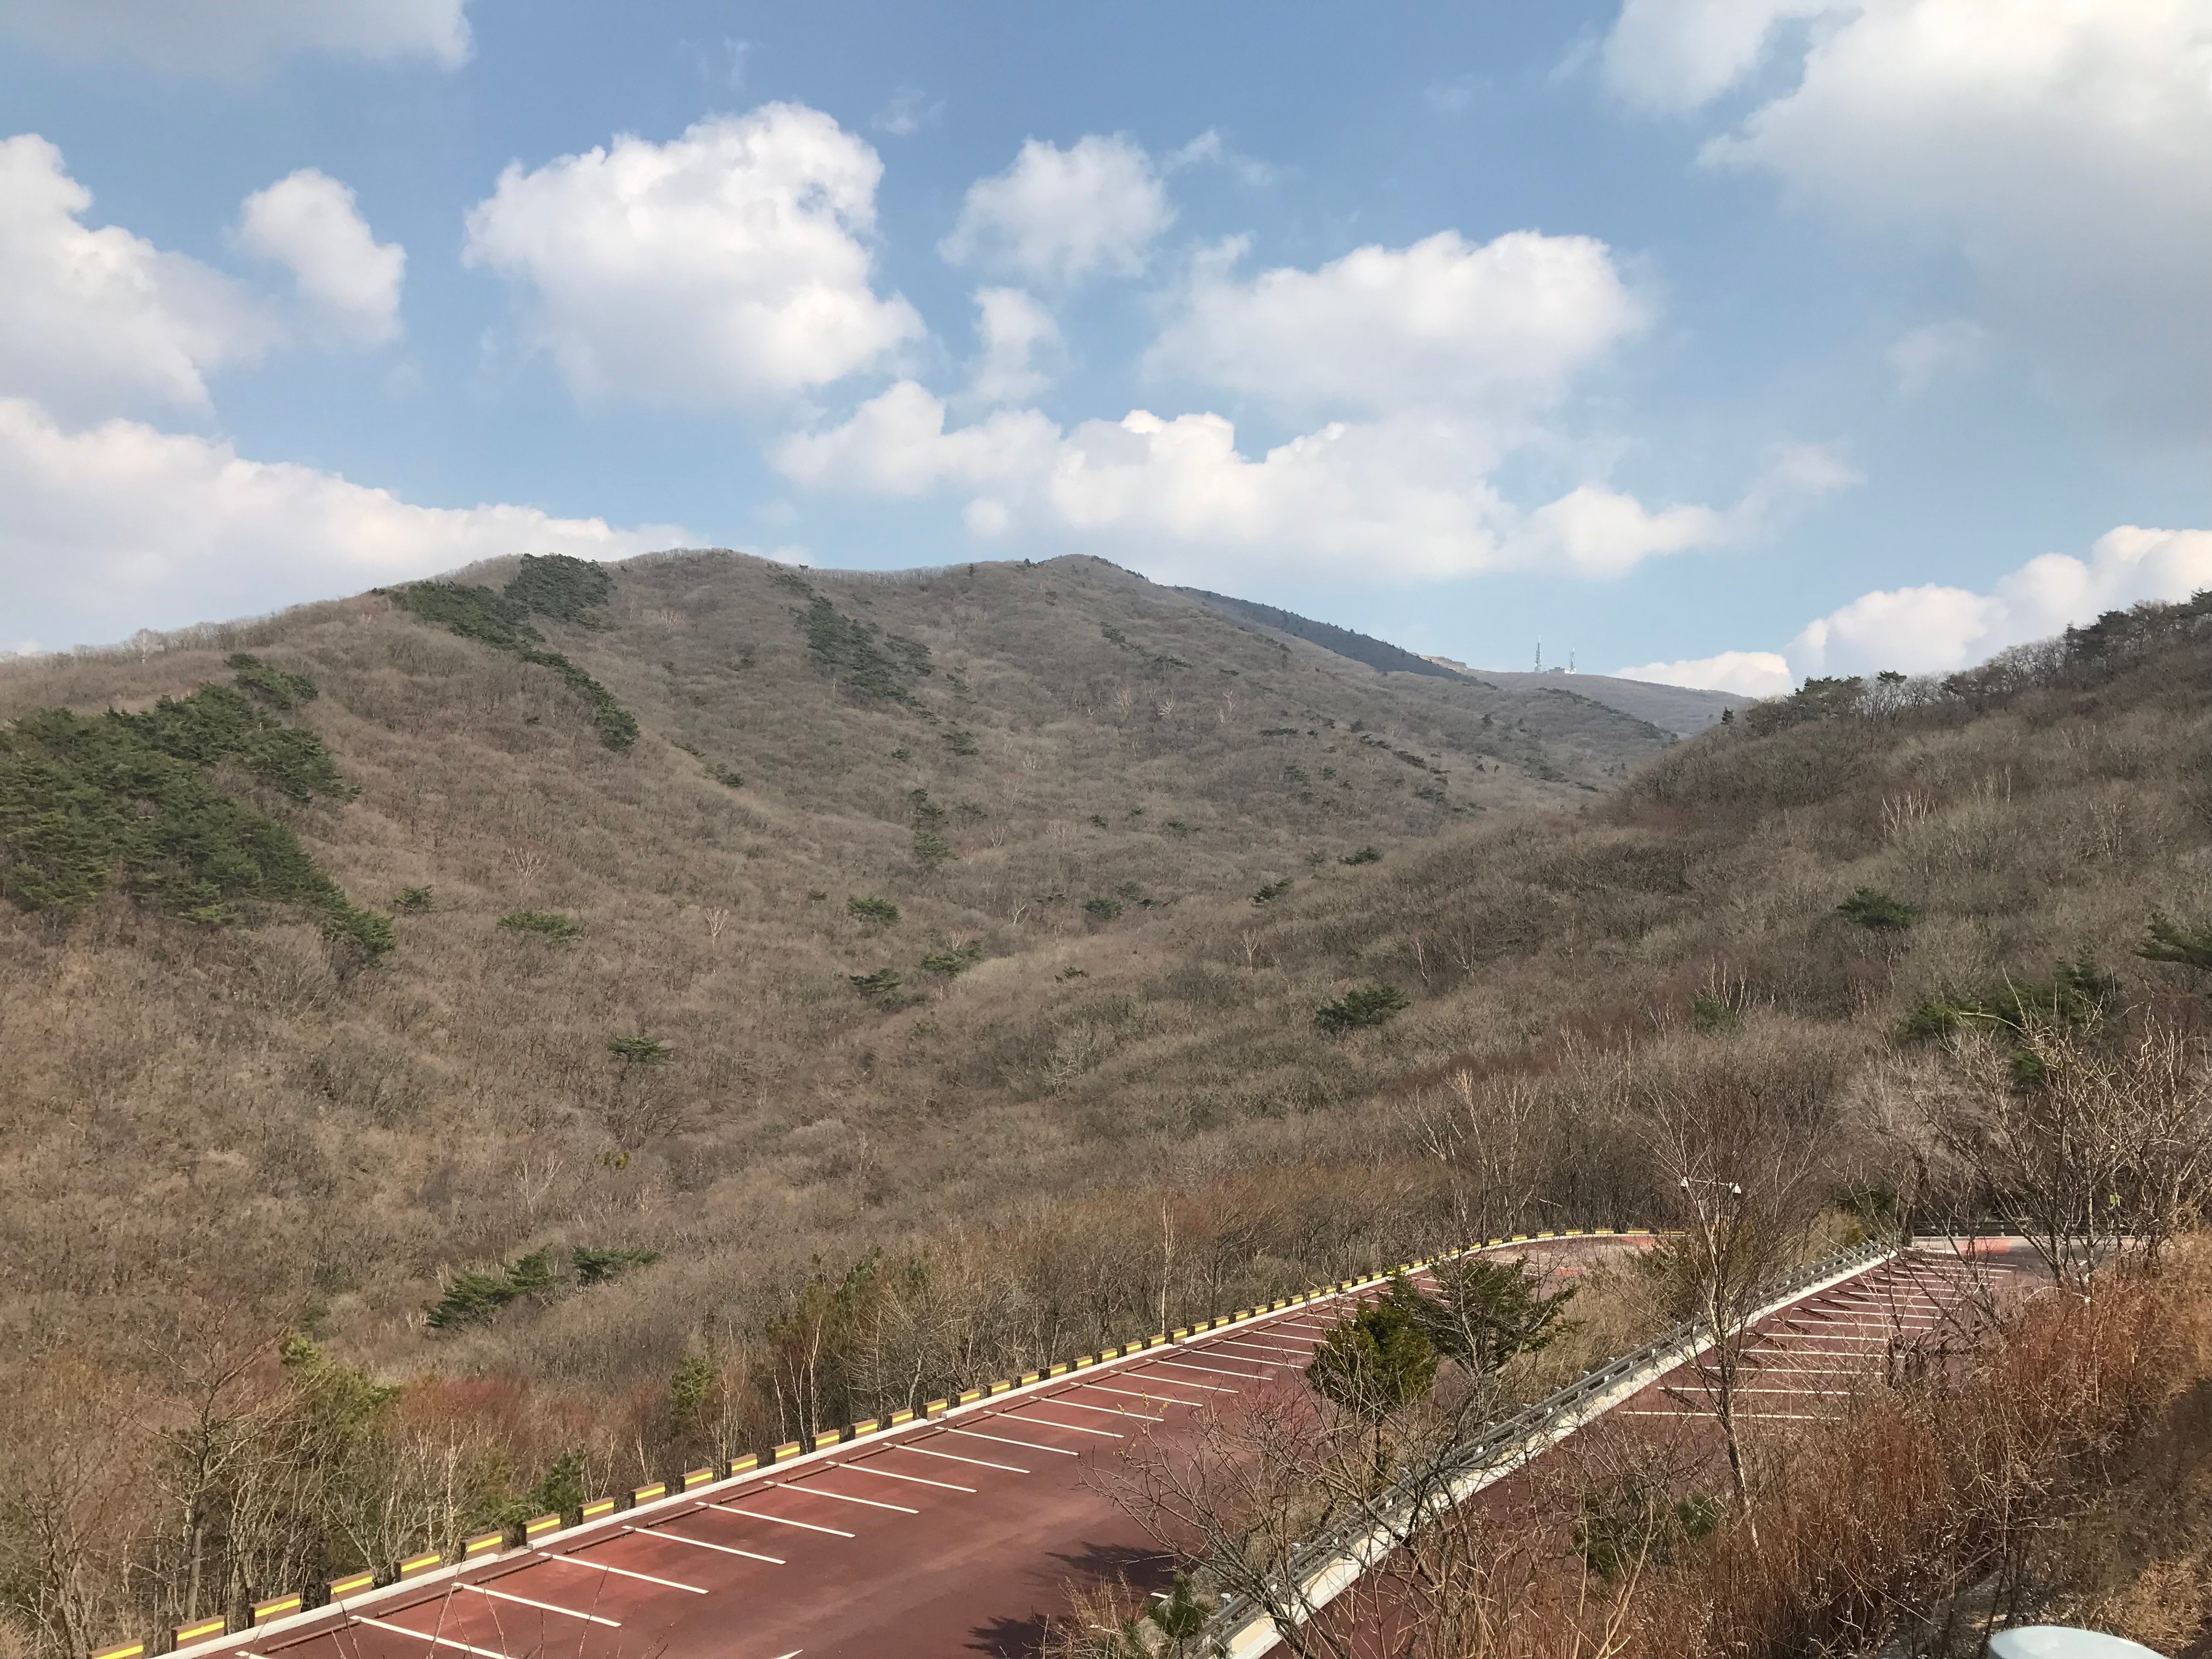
[0, 1, 2206, 693]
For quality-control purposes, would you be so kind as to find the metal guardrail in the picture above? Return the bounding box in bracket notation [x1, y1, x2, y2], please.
[1197, 1237, 1897, 1656]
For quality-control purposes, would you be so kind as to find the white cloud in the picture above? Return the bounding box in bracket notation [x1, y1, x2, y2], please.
[966, 287, 1062, 405]
[238, 169, 404, 346]
[872, 86, 943, 138]
[1886, 318, 1984, 395]
[0, 134, 277, 420]
[1606, 0, 2212, 431]
[1788, 524, 2212, 676]
[0, 0, 471, 74]
[0, 396, 687, 650]
[462, 106, 923, 407]
[1614, 650, 1796, 697]
[1601, 0, 1837, 114]
[1162, 129, 1276, 186]
[1146, 230, 1647, 419]
[940, 134, 1172, 285]
[775, 381, 1851, 585]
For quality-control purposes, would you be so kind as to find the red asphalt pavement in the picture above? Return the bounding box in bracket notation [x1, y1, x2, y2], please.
[202, 1238, 1635, 1659]
[1262, 1237, 2049, 1658]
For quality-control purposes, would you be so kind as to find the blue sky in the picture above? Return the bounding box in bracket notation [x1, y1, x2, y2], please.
[1, 1, 2206, 692]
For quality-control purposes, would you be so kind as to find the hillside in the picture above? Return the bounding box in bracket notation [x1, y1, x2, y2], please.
[7, 556, 2212, 1656]
[0, 550, 1673, 1363]
[1470, 668, 1749, 736]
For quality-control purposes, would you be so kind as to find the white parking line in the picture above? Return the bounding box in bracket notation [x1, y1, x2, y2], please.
[1149, 1357, 1267, 1380]
[1037, 1396, 1163, 1421]
[775, 1483, 918, 1514]
[1076, 1383, 1209, 1408]
[1206, 1341, 1301, 1362]
[999, 1412, 1124, 1438]
[702, 1504, 854, 1539]
[837, 1461, 977, 1492]
[1127, 1366, 1238, 1392]
[457, 1582, 620, 1627]
[353, 1615, 510, 1659]
[946, 1426, 1079, 1456]
[619, 1525, 783, 1567]
[537, 1551, 709, 1593]
[899, 1443, 1030, 1474]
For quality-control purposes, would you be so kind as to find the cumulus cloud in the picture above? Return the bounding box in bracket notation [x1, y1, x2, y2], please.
[0, 396, 687, 651]
[238, 169, 404, 346]
[1788, 524, 2212, 677]
[1613, 650, 1796, 697]
[0, 0, 471, 74]
[940, 134, 1173, 285]
[462, 106, 923, 407]
[1606, 0, 2212, 431]
[0, 134, 276, 420]
[966, 287, 1062, 405]
[1148, 230, 1647, 421]
[775, 381, 1851, 585]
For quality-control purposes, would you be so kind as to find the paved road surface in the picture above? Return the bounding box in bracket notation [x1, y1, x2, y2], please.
[195, 1236, 1634, 1659]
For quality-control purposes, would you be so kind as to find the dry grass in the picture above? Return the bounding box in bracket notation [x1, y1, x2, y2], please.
[7, 553, 2212, 1654]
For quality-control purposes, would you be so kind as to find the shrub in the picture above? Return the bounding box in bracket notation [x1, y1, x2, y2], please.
[944, 728, 980, 757]
[1315, 983, 1410, 1035]
[849, 967, 904, 1000]
[424, 1244, 654, 1330]
[393, 886, 435, 912]
[848, 895, 900, 926]
[1084, 896, 1124, 922]
[1837, 886, 1918, 930]
[1692, 992, 1740, 1032]
[569, 1245, 658, 1285]
[920, 941, 983, 977]
[1575, 1483, 1720, 1578]
[1340, 845, 1382, 865]
[2140, 912, 2212, 973]
[500, 909, 585, 944]
[1898, 959, 2120, 1043]
[714, 768, 744, 788]
[606, 1034, 673, 1068]
[225, 653, 318, 709]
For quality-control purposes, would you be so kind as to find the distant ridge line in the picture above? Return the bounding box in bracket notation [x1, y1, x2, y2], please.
[1172, 588, 1474, 682]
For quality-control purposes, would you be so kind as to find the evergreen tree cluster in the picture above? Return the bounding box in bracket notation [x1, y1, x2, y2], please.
[388, 555, 637, 749]
[0, 661, 390, 955]
[424, 1243, 660, 1331]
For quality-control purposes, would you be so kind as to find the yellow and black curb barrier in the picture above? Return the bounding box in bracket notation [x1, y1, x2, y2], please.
[126, 1222, 1655, 1659]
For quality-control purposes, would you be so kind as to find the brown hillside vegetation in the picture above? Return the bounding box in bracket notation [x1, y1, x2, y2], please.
[5, 559, 2212, 1655]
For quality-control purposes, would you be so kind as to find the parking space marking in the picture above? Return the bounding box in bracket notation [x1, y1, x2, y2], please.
[835, 1461, 977, 1492]
[775, 1483, 918, 1514]
[620, 1523, 783, 1565]
[537, 1551, 708, 1593]
[998, 1412, 1124, 1438]
[1126, 1366, 1238, 1392]
[946, 1426, 1080, 1455]
[1036, 1396, 1163, 1421]
[458, 1583, 620, 1627]
[898, 1443, 1030, 1474]
[1075, 1383, 1209, 1408]
[1148, 1358, 1266, 1381]
[354, 1616, 509, 1659]
[702, 1504, 855, 1539]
